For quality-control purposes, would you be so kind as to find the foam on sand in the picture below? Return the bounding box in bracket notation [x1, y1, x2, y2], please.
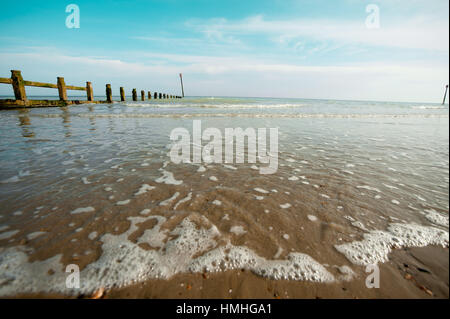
[155, 169, 183, 185]
[26, 232, 46, 240]
[134, 184, 156, 196]
[335, 223, 449, 265]
[116, 199, 131, 206]
[174, 192, 193, 210]
[424, 209, 449, 227]
[356, 185, 381, 193]
[0, 230, 19, 240]
[230, 225, 246, 235]
[159, 192, 180, 206]
[70, 207, 95, 215]
[0, 214, 335, 296]
[254, 188, 269, 194]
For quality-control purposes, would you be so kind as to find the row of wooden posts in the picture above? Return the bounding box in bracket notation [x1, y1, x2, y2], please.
[0, 70, 182, 108]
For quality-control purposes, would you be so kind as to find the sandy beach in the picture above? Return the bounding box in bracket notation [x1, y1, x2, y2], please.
[0, 98, 448, 299]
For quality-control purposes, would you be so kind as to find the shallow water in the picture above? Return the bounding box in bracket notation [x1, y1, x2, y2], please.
[0, 97, 448, 295]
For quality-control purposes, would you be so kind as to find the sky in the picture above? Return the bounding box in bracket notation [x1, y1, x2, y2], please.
[0, 0, 448, 103]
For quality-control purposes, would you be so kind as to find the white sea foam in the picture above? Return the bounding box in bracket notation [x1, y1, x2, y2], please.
[70, 207, 95, 215]
[335, 223, 449, 265]
[0, 214, 335, 295]
[424, 209, 449, 227]
[212, 200, 222, 206]
[134, 184, 156, 196]
[26, 232, 46, 240]
[160, 192, 180, 206]
[307, 215, 318, 222]
[357, 186, 381, 193]
[116, 199, 131, 206]
[174, 192, 193, 210]
[155, 170, 183, 185]
[280, 203, 291, 209]
[230, 226, 247, 236]
[197, 166, 206, 173]
[88, 232, 98, 240]
[0, 230, 19, 240]
[254, 188, 269, 194]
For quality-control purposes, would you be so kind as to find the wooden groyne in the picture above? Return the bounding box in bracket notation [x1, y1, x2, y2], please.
[0, 70, 182, 109]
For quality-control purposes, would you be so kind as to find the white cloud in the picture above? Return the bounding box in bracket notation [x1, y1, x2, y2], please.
[0, 49, 447, 102]
[187, 15, 449, 52]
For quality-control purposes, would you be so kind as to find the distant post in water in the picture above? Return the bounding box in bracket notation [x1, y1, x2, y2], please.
[132, 89, 137, 101]
[141, 90, 145, 101]
[159, 93, 162, 99]
[120, 87, 125, 102]
[57, 77, 68, 101]
[11, 70, 27, 102]
[154, 92, 158, 99]
[179, 73, 184, 98]
[443, 84, 449, 105]
[86, 82, 94, 101]
[148, 91, 152, 99]
[106, 84, 112, 103]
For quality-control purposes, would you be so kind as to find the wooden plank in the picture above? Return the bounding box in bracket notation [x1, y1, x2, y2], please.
[0, 77, 12, 84]
[23, 81, 57, 89]
[0, 99, 104, 109]
[66, 85, 86, 91]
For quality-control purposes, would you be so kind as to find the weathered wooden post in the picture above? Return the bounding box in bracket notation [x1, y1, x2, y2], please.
[154, 92, 158, 99]
[132, 89, 137, 101]
[179, 73, 185, 98]
[106, 84, 113, 103]
[120, 87, 125, 102]
[86, 82, 94, 101]
[141, 90, 145, 101]
[11, 70, 27, 102]
[57, 77, 68, 101]
[159, 93, 162, 99]
[443, 84, 449, 105]
[148, 91, 152, 99]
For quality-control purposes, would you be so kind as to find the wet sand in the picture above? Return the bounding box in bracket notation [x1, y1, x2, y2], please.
[11, 246, 448, 299]
[1, 102, 448, 298]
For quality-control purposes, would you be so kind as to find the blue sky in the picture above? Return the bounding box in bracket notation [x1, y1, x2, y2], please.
[0, 0, 448, 102]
